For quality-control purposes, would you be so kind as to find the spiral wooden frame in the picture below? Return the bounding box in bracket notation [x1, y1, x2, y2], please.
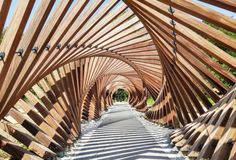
[0, 0, 235, 159]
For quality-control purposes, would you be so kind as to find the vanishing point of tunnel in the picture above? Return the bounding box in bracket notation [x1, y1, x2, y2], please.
[0, 0, 235, 160]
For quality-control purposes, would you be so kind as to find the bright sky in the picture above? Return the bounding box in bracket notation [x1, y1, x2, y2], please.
[4, 0, 236, 28]
[192, 0, 236, 18]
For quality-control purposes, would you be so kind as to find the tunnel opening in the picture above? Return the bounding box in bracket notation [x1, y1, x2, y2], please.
[112, 88, 129, 102]
[0, 0, 235, 159]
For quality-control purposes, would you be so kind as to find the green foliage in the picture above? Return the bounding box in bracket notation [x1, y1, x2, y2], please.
[146, 96, 155, 106]
[203, 21, 236, 88]
[112, 89, 128, 102]
[207, 95, 215, 105]
[208, 57, 235, 88]
[204, 21, 236, 40]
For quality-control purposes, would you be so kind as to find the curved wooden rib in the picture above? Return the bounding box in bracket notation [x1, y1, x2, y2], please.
[0, 0, 235, 159]
[170, 85, 236, 159]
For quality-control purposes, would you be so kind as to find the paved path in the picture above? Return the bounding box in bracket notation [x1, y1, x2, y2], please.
[62, 103, 185, 160]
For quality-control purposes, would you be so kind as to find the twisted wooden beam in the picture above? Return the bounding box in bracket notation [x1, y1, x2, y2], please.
[0, 0, 235, 159]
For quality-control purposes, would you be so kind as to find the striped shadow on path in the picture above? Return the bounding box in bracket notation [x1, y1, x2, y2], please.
[61, 103, 186, 160]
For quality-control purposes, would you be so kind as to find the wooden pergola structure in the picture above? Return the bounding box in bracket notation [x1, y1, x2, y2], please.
[0, 0, 235, 159]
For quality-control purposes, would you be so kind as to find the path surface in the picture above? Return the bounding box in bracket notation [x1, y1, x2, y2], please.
[62, 103, 185, 160]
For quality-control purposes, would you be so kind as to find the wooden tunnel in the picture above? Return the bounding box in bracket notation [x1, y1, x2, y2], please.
[0, 0, 235, 159]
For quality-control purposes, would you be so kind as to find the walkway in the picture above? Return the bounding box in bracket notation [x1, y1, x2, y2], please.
[62, 103, 185, 160]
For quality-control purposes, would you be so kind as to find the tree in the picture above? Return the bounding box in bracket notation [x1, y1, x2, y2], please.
[112, 89, 128, 102]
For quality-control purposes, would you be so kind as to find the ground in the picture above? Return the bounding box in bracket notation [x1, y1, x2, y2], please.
[61, 103, 186, 160]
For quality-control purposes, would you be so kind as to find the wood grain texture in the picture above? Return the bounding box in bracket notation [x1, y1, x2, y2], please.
[0, 0, 235, 159]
